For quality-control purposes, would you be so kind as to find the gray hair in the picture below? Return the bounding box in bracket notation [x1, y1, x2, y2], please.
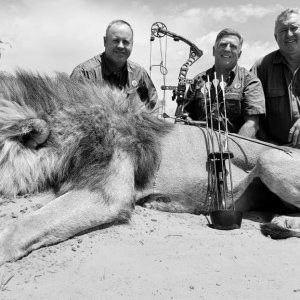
[274, 8, 300, 33]
[105, 20, 134, 37]
[215, 28, 243, 49]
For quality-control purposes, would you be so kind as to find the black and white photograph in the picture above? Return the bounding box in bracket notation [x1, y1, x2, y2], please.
[0, 0, 300, 299]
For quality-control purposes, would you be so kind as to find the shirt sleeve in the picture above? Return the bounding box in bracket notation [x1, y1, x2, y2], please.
[70, 66, 83, 80]
[242, 72, 266, 116]
[140, 69, 158, 111]
[249, 63, 258, 76]
[184, 81, 197, 117]
[250, 58, 265, 87]
[183, 74, 205, 120]
[70, 65, 99, 83]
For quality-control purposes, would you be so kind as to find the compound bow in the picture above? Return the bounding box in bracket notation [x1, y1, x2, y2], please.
[150, 22, 203, 117]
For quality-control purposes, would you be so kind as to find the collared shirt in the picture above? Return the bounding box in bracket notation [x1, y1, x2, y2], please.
[185, 65, 265, 133]
[70, 53, 158, 111]
[251, 50, 300, 145]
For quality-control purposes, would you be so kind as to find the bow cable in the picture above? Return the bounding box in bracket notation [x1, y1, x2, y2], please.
[150, 22, 168, 115]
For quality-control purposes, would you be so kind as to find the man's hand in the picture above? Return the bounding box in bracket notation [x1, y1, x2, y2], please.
[238, 115, 259, 138]
[288, 119, 300, 147]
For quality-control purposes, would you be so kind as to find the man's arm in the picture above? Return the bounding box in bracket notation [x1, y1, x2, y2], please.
[138, 70, 158, 112]
[288, 118, 300, 148]
[238, 115, 260, 138]
[145, 72, 158, 111]
[70, 67, 86, 82]
[182, 75, 204, 120]
[239, 69, 265, 138]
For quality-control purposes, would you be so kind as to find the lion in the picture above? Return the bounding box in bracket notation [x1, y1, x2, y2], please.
[0, 71, 299, 265]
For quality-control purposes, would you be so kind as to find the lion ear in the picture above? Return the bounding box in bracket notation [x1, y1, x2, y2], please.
[21, 119, 50, 149]
[0, 99, 50, 149]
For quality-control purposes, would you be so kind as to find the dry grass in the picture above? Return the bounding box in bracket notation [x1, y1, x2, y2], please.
[0, 272, 14, 292]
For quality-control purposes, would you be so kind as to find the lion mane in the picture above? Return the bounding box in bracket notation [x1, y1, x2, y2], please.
[0, 71, 172, 199]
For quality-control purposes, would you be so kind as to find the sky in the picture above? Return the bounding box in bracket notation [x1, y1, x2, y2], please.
[0, 0, 299, 112]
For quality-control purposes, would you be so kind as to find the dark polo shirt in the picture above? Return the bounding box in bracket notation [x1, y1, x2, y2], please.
[70, 53, 158, 111]
[185, 65, 265, 133]
[251, 50, 300, 145]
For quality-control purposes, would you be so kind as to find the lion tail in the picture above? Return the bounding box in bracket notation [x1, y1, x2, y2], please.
[260, 223, 300, 239]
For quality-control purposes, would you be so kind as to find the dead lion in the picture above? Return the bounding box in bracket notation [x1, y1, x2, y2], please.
[0, 71, 299, 265]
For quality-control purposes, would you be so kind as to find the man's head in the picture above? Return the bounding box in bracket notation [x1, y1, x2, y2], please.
[274, 8, 300, 59]
[213, 28, 243, 71]
[104, 20, 133, 68]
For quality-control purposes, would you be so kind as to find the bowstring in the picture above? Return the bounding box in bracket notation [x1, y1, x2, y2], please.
[149, 34, 168, 116]
[161, 36, 167, 115]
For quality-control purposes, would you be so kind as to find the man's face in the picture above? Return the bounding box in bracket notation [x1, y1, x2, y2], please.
[213, 35, 241, 71]
[104, 23, 133, 67]
[275, 13, 300, 58]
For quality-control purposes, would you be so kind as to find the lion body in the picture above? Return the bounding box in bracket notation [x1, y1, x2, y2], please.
[0, 71, 300, 263]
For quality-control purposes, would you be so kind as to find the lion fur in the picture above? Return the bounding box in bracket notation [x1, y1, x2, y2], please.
[0, 71, 172, 198]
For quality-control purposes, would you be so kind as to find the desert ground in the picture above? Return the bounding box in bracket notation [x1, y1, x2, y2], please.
[0, 192, 300, 300]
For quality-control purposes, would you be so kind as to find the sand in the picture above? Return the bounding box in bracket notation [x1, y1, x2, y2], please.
[1, 193, 300, 300]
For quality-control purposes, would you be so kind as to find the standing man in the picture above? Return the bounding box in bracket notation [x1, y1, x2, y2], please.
[251, 8, 300, 146]
[184, 28, 265, 138]
[70, 20, 158, 111]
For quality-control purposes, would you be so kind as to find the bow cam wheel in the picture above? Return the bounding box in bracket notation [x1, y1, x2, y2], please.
[151, 22, 167, 38]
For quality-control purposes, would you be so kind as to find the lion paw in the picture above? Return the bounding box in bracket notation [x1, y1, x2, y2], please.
[0, 224, 23, 265]
[271, 215, 300, 229]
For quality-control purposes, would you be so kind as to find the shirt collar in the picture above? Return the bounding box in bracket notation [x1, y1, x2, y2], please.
[127, 61, 134, 73]
[207, 65, 236, 84]
[101, 52, 128, 76]
[272, 50, 287, 65]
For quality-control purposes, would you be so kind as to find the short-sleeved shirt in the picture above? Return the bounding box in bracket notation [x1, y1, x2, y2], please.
[185, 65, 265, 133]
[251, 50, 300, 145]
[70, 52, 158, 111]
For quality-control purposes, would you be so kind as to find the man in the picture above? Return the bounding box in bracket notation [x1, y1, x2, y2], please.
[70, 20, 158, 111]
[184, 28, 265, 137]
[251, 8, 300, 146]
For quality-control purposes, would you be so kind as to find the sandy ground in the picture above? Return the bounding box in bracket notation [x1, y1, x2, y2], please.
[1, 193, 300, 300]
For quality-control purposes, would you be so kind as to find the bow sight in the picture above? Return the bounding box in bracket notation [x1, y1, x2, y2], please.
[150, 22, 203, 118]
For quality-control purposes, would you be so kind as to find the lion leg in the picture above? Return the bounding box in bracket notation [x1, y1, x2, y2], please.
[271, 214, 300, 229]
[0, 150, 135, 264]
[140, 191, 207, 214]
[260, 214, 300, 239]
[255, 149, 300, 239]
[256, 149, 300, 209]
